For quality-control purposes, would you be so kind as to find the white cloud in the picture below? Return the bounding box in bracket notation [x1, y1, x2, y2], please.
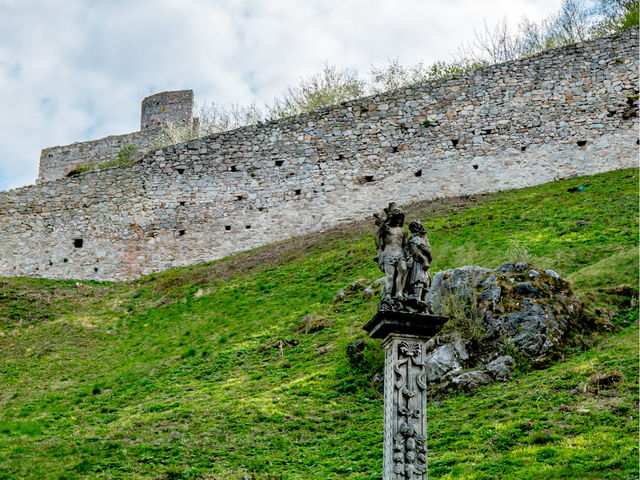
[0, 0, 562, 190]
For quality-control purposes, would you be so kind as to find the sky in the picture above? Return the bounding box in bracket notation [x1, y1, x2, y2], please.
[0, 0, 562, 191]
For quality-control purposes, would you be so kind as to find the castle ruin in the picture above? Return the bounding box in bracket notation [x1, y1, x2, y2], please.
[37, 90, 194, 183]
[1, 29, 638, 281]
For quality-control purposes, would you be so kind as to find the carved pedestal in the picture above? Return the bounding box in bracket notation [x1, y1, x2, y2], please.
[364, 310, 447, 480]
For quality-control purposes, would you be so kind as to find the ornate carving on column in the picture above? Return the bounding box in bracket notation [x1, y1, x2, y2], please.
[383, 337, 428, 479]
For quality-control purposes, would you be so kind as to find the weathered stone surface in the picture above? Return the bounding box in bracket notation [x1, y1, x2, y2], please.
[513, 281, 540, 296]
[427, 266, 493, 312]
[425, 343, 462, 380]
[364, 310, 448, 340]
[486, 355, 515, 381]
[450, 370, 492, 392]
[545, 269, 561, 279]
[0, 30, 637, 281]
[478, 274, 501, 303]
[421, 263, 601, 395]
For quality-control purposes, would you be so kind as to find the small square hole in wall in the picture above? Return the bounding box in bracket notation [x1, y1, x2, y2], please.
[414, 169, 422, 177]
[275, 160, 284, 167]
[225, 225, 231, 231]
[179, 229, 185, 236]
[392, 146, 399, 153]
[74, 239, 83, 248]
[179, 201, 186, 206]
[364, 175, 374, 183]
[294, 189, 301, 195]
[230, 165, 237, 172]
[473, 164, 478, 170]
[245, 225, 251, 229]
[237, 195, 244, 201]
[176, 167, 185, 174]
[521, 146, 527, 152]
[338, 153, 344, 160]
[576, 140, 587, 147]
[451, 139, 459, 147]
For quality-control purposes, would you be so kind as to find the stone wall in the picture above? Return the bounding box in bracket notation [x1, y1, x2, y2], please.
[37, 131, 151, 184]
[140, 90, 194, 133]
[2, 30, 638, 281]
[36, 90, 194, 183]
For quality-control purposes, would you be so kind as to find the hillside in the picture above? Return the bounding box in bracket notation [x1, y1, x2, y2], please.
[0, 168, 638, 480]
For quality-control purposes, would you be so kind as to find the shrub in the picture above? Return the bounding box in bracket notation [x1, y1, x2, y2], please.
[438, 293, 485, 344]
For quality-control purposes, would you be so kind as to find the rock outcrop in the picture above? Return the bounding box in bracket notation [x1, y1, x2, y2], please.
[419, 263, 603, 395]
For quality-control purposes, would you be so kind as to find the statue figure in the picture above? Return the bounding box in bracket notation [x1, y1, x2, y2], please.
[373, 203, 434, 314]
[374, 203, 409, 299]
[406, 221, 432, 303]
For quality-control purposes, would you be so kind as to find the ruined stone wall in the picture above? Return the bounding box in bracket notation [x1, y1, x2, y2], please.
[37, 131, 151, 184]
[36, 90, 193, 183]
[2, 30, 638, 281]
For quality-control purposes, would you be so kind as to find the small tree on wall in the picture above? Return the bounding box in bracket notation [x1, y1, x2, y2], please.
[268, 64, 366, 118]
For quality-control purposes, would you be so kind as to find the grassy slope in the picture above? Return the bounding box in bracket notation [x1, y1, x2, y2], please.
[0, 168, 637, 480]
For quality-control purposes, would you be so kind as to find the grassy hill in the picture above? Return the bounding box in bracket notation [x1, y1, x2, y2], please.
[0, 168, 638, 480]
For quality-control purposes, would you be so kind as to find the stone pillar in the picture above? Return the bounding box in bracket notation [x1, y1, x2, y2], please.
[364, 310, 447, 480]
[383, 335, 429, 479]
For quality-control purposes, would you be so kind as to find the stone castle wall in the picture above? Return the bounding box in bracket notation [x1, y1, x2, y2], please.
[37, 131, 151, 184]
[2, 30, 638, 281]
[36, 90, 193, 184]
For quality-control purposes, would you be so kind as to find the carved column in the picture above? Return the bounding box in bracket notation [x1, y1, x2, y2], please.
[383, 335, 428, 479]
[364, 310, 447, 480]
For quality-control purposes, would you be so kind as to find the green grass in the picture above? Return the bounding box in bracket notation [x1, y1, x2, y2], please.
[0, 168, 638, 479]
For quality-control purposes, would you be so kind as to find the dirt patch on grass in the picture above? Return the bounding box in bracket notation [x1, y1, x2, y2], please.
[0, 280, 110, 327]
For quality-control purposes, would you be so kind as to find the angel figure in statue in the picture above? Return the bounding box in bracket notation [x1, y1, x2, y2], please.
[406, 220, 432, 302]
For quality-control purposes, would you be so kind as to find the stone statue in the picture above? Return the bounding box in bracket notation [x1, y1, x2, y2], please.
[374, 203, 409, 299]
[374, 203, 433, 314]
[406, 220, 432, 303]
[367, 206, 445, 480]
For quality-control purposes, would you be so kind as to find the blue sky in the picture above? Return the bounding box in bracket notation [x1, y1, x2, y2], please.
[0, 0, 561, 191]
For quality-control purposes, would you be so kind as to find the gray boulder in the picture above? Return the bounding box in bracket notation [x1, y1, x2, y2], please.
[449, 371, 492, 392]
[420, 263, 599, 396]
[486, 355, 515, 381]
[427, 266, 493, 314]
[425, 343, 462, 381]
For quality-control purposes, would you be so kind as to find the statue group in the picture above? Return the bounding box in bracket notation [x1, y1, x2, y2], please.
[374, 203, 432, 314]
[367, 203, 446, 479]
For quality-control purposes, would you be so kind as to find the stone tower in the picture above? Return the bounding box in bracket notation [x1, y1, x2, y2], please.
[140, 90, 194, 134]
[37, 90, 196, 184]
